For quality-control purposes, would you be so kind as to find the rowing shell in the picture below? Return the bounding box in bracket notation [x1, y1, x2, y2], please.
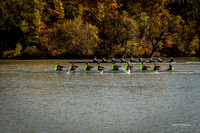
[69, 61, 173, 64]
[19, 69, 198, 74]
[69, 61, 200, 64]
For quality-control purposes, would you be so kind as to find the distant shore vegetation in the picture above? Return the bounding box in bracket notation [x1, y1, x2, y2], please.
[0, 0, 200, 59]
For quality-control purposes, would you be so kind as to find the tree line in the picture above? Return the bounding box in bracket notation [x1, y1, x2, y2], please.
[0, 0, 200, 59]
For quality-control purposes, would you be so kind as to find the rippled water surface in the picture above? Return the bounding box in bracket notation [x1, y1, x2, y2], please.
[0, 59, 200, 132]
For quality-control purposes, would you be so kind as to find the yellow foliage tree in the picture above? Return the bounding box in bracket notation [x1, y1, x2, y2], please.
[3, 43, 22, 58]
[140, 0, 182, 57]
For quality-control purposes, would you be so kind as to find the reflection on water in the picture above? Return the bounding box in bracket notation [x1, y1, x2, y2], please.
[0, 59, 200, 132]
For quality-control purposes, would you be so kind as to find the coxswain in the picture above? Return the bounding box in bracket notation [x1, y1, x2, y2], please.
[84, 63, 94, 71]
[111, 62, 120, 70]
[157, 57, 163, 62]
[169, 57, 174, 62]
[93, 56, 98, 63]
[167, 65, 174, 71]
[124, 62, 133, 71]
[139, 63, 149, 70]
[102, 57, 108, 63]
[96, 62, 104, 71]
[149, 57, 155, 63]
[69, 63, 78, 71]
[121, 56, 126, 62]
[152, 63, 160, 71]
[111, 57, 117, 62]
[55, 63, 63, 71]
[130, 56, 135, 62]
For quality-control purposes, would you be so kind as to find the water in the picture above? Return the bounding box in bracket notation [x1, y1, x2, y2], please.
[0, 59, 200, 132]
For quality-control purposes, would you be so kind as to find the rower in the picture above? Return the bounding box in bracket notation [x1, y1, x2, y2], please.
[121, 56, 126, 62]
[69, 63, 78, 71]
[111, 62, 120, 71]
[152, 63, 160, 71]
[55, 63, 64, 71]
[169, 57, 174, 62]
[84, 63, 94, 71]
[139, 57, 144, 62]
[102, 57, 108, 63]
[157, 57, 163, 62]
[149, 57, 155, 63]
[96, 62, 104, 71]
[93, 56, 98, 63]
[130, 56, 135, 62]
[111, 57, 117, 62]
[167, 65, 174, 71]
[139, 63, 149, 70]
[124, 62, 133, 71]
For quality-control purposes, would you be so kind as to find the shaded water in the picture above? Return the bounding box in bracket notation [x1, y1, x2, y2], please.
[0, 58, 200, 132]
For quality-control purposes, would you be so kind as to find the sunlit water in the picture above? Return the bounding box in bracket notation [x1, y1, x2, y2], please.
[0, 59, 200, 132]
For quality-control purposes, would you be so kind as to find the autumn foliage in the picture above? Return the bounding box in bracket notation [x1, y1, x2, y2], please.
[0, 0, 200, 59]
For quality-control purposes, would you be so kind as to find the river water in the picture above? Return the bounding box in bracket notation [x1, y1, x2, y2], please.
[0, 58, 200, 132]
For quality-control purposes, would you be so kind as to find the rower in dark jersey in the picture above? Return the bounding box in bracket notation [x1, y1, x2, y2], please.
[111, 62, 120, 70]
[167, 65, 174, 71]
[121, 56, 126, 62]
[149, 57, 155, 63]
[55, 63, 64, 71]
[93, 56, 98, 63]
[139, 63, 149, 70]
[69, 63, 78, 71]
[130, 56, 135, 62]
[157, 57, 163, 62]
[169, 57, 174, 62]
[96, 62, 104, 71]
[111, 57, 117, 62]
[152, 63, 160, 71]
[102, 57, 109, 63]
[124, 62, 133, 71]
[139, 57, 144, 62]
[84, 63, 94, 71]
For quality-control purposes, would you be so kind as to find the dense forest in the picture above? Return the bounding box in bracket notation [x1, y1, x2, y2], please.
[0, 0, 200, 59]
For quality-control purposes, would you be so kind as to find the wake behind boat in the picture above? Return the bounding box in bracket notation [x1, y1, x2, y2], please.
[19, 69, 68, 73]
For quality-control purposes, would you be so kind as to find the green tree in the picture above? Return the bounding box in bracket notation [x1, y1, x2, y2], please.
[0, 0, 45, 58]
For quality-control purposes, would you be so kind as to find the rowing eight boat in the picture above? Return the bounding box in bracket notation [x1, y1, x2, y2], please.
[69, 61, 170, 63]
[69, 61, 200, 64]
[19, 69, 198, 74]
